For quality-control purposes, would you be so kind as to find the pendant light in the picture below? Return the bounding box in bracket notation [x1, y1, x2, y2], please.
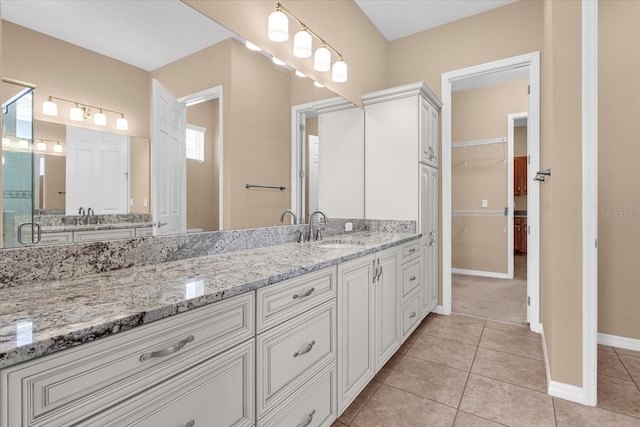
[314, 46, 331, 72]
[268, 7, 289, 42]
[293, 28, 312, 58]
[332, 59, 348, 83]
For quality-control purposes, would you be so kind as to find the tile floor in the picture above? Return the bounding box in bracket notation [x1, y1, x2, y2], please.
[331, 313, 640, 426]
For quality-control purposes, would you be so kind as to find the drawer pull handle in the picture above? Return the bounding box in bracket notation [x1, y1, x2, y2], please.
[408, 248, 416, 253]
[185, 421, 195, 427]
[409, 312, 417, 318]
[140, 335, 195, 362]
[409, 276, 416, 281]
[296, 409, 316, 427]
[293, 287, 315, 300]
[293, 340, 316, 358]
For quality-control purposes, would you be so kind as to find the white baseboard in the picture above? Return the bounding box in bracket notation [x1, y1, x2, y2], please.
[541, 324, 590, 405]
[598, 333, 640, 352]
[434, 305, 445, 315]
[451, 268, 509, 279]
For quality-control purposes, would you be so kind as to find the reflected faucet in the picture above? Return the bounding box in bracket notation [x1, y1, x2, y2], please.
[87, 207, 94, 225]
[78, 207, 85, 216]
[279, 209, 298, 225]
[308, 210, 327, 241]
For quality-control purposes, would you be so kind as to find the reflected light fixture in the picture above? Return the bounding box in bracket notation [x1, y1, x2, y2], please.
[18, 139, 29, 149]
[245, 41, 261, 51]
[36, 140, 47, 151]
[272, 56, 286, 66]
[295, 70, 306, 78]
[314, 81, 324, 88]
[2, 138, 10, 148]
[267, 2, 348, 83]
[43, 96, 129, 130]
[53, 142, 63, 153]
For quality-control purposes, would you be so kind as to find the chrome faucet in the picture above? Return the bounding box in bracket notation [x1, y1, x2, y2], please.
[87, 207, 94, 225]
[78, 207, 85, 216]
[279, 209, 298, 225]
[308, 210, 327, 241]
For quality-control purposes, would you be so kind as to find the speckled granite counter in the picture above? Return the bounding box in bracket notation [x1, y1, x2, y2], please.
[41, 222, 153, 233]
[0, 231, 419, 368]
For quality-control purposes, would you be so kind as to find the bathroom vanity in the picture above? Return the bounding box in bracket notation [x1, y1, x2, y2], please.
[0, 223, 436, 427]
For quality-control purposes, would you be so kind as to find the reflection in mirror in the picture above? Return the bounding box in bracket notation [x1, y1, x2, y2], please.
[0, 0, 361, 249]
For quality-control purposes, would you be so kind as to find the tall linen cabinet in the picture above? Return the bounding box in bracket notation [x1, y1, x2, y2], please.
[363, 82, 442, 315]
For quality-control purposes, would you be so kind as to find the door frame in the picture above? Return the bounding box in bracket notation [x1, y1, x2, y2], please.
[507, 112, 528, 281]
[441, 52, 541, 333]
[177, 86, 223, 230]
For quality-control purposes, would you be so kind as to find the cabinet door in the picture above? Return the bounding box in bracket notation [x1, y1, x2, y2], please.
[522, 218, 528, 253]
[420, 98, 439, 167]
[375, 247, 400, 368]
[514, 157, 528, 196]
[420, 164, 439, 315]
[337, 254, 376, 413]
[514, 218, 522, 253]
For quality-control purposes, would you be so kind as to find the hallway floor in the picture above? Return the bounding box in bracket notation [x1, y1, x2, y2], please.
[452, 255, 528, 325]
[332, 313, 640, 426]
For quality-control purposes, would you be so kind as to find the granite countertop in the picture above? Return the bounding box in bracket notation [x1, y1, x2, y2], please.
[0, 231, 419, 368]
[41, 222, 153, 233]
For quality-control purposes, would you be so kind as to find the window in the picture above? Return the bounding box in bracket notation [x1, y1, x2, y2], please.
[186, 124, 205, 162]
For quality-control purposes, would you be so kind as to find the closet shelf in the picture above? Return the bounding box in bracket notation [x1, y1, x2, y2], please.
[451, 137, 507, 164]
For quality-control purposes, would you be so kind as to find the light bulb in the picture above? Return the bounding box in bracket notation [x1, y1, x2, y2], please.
[268, 9, 288, 42]
[295, 70, 306, 78]
[94, 110, 107, 126]
[36, 141, 47, 151]
[70, 106, 83, 121]
[314, 81, 324, 88]
[314, 46, 331, 72]
[116, 116, 128, 131]
[332, 60, 348, 83]
[245, 41, 261, 51]
[43, 98, 58, 116]
[293, 29, 312, 58]
[272, 56, 286, 66]
[53, 143, 63, 153]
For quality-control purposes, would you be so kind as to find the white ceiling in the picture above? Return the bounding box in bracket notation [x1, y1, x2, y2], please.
[354, 0, 518, 41]
[2, 1, 519, 73]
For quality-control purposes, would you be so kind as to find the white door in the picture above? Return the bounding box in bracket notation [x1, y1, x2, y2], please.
[307, 135, 319, 213]
[66, 126, 129, 215]
[152, 79, 186, 236]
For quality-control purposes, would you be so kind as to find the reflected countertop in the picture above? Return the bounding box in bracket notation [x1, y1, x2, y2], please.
[40, 222, 153, 233]
[0, 231, 420, 368]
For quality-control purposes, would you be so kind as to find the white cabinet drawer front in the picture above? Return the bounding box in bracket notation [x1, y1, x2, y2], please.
[5, 293, 254, 427]
[73, 228, 134, 242]
[257, 299, 336, 417]
[401, 291, 422, 340]
[135, 227, 153, 237]
[401, 259, 421, 298]
[258, 361, 336, 427]
[79, 340, 255, 427]
[401, 241, 420, 261]
[257, 266, 336, 333]
[39, 232, 73, 246]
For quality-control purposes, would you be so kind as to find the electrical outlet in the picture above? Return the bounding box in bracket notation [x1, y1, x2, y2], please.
[130, 198, 134, 207]
[144, 198, 148, 208]
[345, 222, 353, 232]
[482, 199, 488, 208]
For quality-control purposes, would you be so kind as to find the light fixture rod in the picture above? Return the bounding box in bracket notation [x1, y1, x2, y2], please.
[36, 138, 60, 144]
[47, 95, 125, 117]
[275, 2, 344, 60]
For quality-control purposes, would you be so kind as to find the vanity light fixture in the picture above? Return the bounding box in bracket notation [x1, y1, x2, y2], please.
[18, 139, 30, 149]
[245, 41, 262, 51]
[314, 81, 324, 88]
[36, 140, 47, 151]
[2, 138, 9, 148]
[53, 142, 63, 153]
[272, 56, 286, 66]
[295, 70, 306, 78]
[267, 2, 348, 83]
[43, 96, 129, 130]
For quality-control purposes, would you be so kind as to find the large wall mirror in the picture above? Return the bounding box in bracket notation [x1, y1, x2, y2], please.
[0, 0, 364, 249]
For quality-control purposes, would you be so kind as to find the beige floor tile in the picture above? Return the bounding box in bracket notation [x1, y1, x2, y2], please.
[485, 319, 539, 338]
[331, 421, 349, 427]
[373, 352, 404, 383]
[555, 396, 640, 426]
[406, 333, 477, 371]
[597, 374, 640, 418]
[459, 374, 555, 427]
[471, 347, 547, 392]
[384, 355, 469, 408]
[620, 353, 640, 386]
[351, 384, 457, 427]
[453, 411, 505, 427]
[422, 316, 484, 346]
[337, 380, 381, 425]
[479, 327, 544, 360]
[598, 349, 632, 381]
[615, 347, 640, 358]
[435, 313, 487, 329]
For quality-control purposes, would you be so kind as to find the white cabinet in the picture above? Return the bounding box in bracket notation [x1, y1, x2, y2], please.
[421, 164, 439, 314]
[337, 246, 401, 413]
[73, 228, 135, 243]
[363, 82, 441, 233]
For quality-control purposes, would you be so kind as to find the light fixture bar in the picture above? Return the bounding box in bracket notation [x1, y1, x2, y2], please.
[273, 2, 344, 62]
[46, 95, 126, 118]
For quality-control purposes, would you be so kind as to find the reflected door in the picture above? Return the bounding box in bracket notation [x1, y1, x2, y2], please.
[2, 88, 34, 247]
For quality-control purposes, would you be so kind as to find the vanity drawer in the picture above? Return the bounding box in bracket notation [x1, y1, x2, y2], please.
[257, 266, 337, 333]
[401, 290, 422, 341]
[401, 259, 421, 298]
[257, 360, 336, 427]
[257, 299, 336, 418]
[38, 231, 73, 246]
[74, 228, 135, 242]
[78, 340, 255, 427]
[2, 292, 254, 427]
[135, 227, 153, 237]
[401, 241, 420, 261]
